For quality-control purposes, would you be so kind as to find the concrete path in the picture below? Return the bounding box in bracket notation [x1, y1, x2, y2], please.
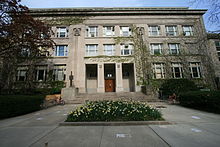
[0, 103, 220, 147]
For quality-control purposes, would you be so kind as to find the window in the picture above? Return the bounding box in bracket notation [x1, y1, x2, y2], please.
[104, 44, 115, 56]
[86, 26, 98, 37]
[121, 44, 133, 55]
[215, 41, 220, 61]
[16, 67, 27, 81]
[190, 62, 201, 78]
[86, 44, 98, 56]
[166, 26, 177, 36]
[150, 43, 163, 55]
[120, 26, 132, 37]
[53, 65, 66, 81]
[169, 43, 180, 55]
[183, 26, 194, 36]
[55, 45, 68, 56]
[103, 26, 115, 37]
[56, 27, 68, 38]
[171, 63, 183, 78]
[152, 63, 165, 79]
[148, 26, 160, 36]
[35, 66, 47, 81]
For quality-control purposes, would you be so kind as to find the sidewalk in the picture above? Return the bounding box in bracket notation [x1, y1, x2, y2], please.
[0, 103, 220, 147]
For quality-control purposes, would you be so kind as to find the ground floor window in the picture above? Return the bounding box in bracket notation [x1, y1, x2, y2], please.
[16, 66, 27, 81]
[152, 63, 165, 79]
[189, 62, 201, 78]
[53, 65, 66, 81]
[171, 63, 183, 78]
[35, 66, 47, 81]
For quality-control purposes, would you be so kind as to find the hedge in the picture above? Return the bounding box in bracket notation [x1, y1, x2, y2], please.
[179, 91, 220, 113]
[0, 95, 45, 119]
[160, 79, 198, 98]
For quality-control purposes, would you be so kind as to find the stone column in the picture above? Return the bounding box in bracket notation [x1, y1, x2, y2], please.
[116, 63, 123, 92]
[97, 63, 105, 93]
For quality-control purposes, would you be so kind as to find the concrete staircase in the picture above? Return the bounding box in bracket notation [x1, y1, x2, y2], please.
[68, 92, 162, 104]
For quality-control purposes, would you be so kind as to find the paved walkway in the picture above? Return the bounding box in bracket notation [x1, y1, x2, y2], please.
[0, 103, 220, 147]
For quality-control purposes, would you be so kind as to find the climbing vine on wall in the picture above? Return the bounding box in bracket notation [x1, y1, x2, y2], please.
[39, 16, 88, 25]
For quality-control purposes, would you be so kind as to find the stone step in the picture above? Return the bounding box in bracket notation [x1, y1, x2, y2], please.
[68, 92, 163, 104]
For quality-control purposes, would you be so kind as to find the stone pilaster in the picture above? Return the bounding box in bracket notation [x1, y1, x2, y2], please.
[116, 63, 123, 92]
[97, 63, 105, 93]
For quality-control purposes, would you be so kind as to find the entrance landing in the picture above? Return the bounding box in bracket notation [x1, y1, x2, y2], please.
[70, 92, 160, 104]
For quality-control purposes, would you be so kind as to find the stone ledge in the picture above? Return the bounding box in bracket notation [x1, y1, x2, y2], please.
[59, 121, 173, 126]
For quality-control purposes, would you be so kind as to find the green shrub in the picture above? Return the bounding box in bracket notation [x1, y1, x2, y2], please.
[0, 95, 45, 119]
[47, 81, 65, 94]
[160, 79, 198, 98]
[66, 100, 163, 122]
[179, 91, 220, 113]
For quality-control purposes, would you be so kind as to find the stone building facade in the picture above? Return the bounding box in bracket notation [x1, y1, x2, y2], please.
[207, 34, 220, 89]
[23, 7, 216, 93]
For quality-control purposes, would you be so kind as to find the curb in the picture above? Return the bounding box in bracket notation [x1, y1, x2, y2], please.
[59, 121, 173, 126]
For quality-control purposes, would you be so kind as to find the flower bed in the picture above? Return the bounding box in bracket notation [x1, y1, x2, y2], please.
[66, 100, 163, 122]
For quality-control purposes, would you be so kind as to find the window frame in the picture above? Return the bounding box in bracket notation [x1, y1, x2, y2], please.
[16, 67, 27, 81]
[35, 66, 47, 82]
[56, 27, 68, 38]
[55, 45, 68, 57]
[148, 25, 160, 36]
[104, 44, 115, 56]
[183, 25, 194, 36]
[189, 62, 202, 78]
[120, 26, 132, 37]
[86, 44, 98, 56]
[152, 63, 165, 79]
[53, 65, 66, 81]
[150, 43, 163, 55]
[171, 63, 183, 79]
[168, 43, 180, 55]
[120, 44, 133, 56]
[215, 41, 220, 61]
[86, 26, 98, 37]
[166, 25, 177, 36]
[103, 26, 115, 37]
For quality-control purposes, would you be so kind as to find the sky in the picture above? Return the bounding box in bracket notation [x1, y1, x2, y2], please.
[20, 0, 218, 32]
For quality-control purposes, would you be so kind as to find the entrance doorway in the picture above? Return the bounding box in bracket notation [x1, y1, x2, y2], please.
[122, 63, 135, 92]
[104, 64, 115, 92]
[86, 64, 97, 93]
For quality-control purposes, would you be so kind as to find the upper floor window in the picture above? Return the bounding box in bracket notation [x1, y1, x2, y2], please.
[169, 43, 180, 55]
[171, 63, 183, 78]
[189, 62, 201, 78]
[183, 26, 194, 36]
[103, 26, 115, 37]
[86, 26, 98, 37]
[53, 64, 66, 81]
[120, 26, 132, 37]
[150, 43, 163, 55]
[148, 25, 160, 36]
[166, 26, 177, 36]
[86, 44, 98, 56]
[215, 41, 220, 61]
[104, 44, 115, 56]
[121, 44, 133, 55]
[55, 45, 68, 57]
[35, 66, 47, 82]
[57, 27, 68, 38]
[152, 63, 165, 79]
